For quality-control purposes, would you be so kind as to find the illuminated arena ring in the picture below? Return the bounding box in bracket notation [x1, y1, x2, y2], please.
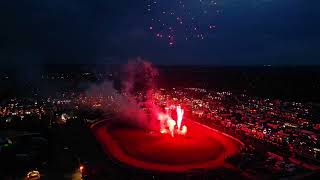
[91, 119, 244, 173]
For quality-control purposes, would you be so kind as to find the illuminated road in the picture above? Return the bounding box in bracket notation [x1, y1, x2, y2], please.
[71, 170, 82, 180]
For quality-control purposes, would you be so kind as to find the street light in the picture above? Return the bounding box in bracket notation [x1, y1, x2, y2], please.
[26, 170, 40, 180]
[79, 165, 84, 173]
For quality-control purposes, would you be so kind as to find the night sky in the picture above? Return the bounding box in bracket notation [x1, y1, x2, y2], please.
[0, 0, 320, 65]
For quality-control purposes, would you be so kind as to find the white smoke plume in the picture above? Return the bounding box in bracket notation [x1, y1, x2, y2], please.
[85, 58, 159, 129]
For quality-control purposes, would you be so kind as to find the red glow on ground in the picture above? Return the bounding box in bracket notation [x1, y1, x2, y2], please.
[92, 119, 243, 172]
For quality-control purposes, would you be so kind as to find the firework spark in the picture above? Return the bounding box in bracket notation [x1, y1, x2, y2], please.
[146, 0, 221, 46]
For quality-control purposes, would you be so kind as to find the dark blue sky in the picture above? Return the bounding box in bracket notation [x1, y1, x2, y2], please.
[0, 0, 319, 65]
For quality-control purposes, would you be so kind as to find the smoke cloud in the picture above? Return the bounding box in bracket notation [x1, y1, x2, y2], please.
[85, 58, 159, 129]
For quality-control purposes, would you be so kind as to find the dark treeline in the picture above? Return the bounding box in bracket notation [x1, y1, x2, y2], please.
[159, 66, 320, 102]
[1, 64, 320, 102]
